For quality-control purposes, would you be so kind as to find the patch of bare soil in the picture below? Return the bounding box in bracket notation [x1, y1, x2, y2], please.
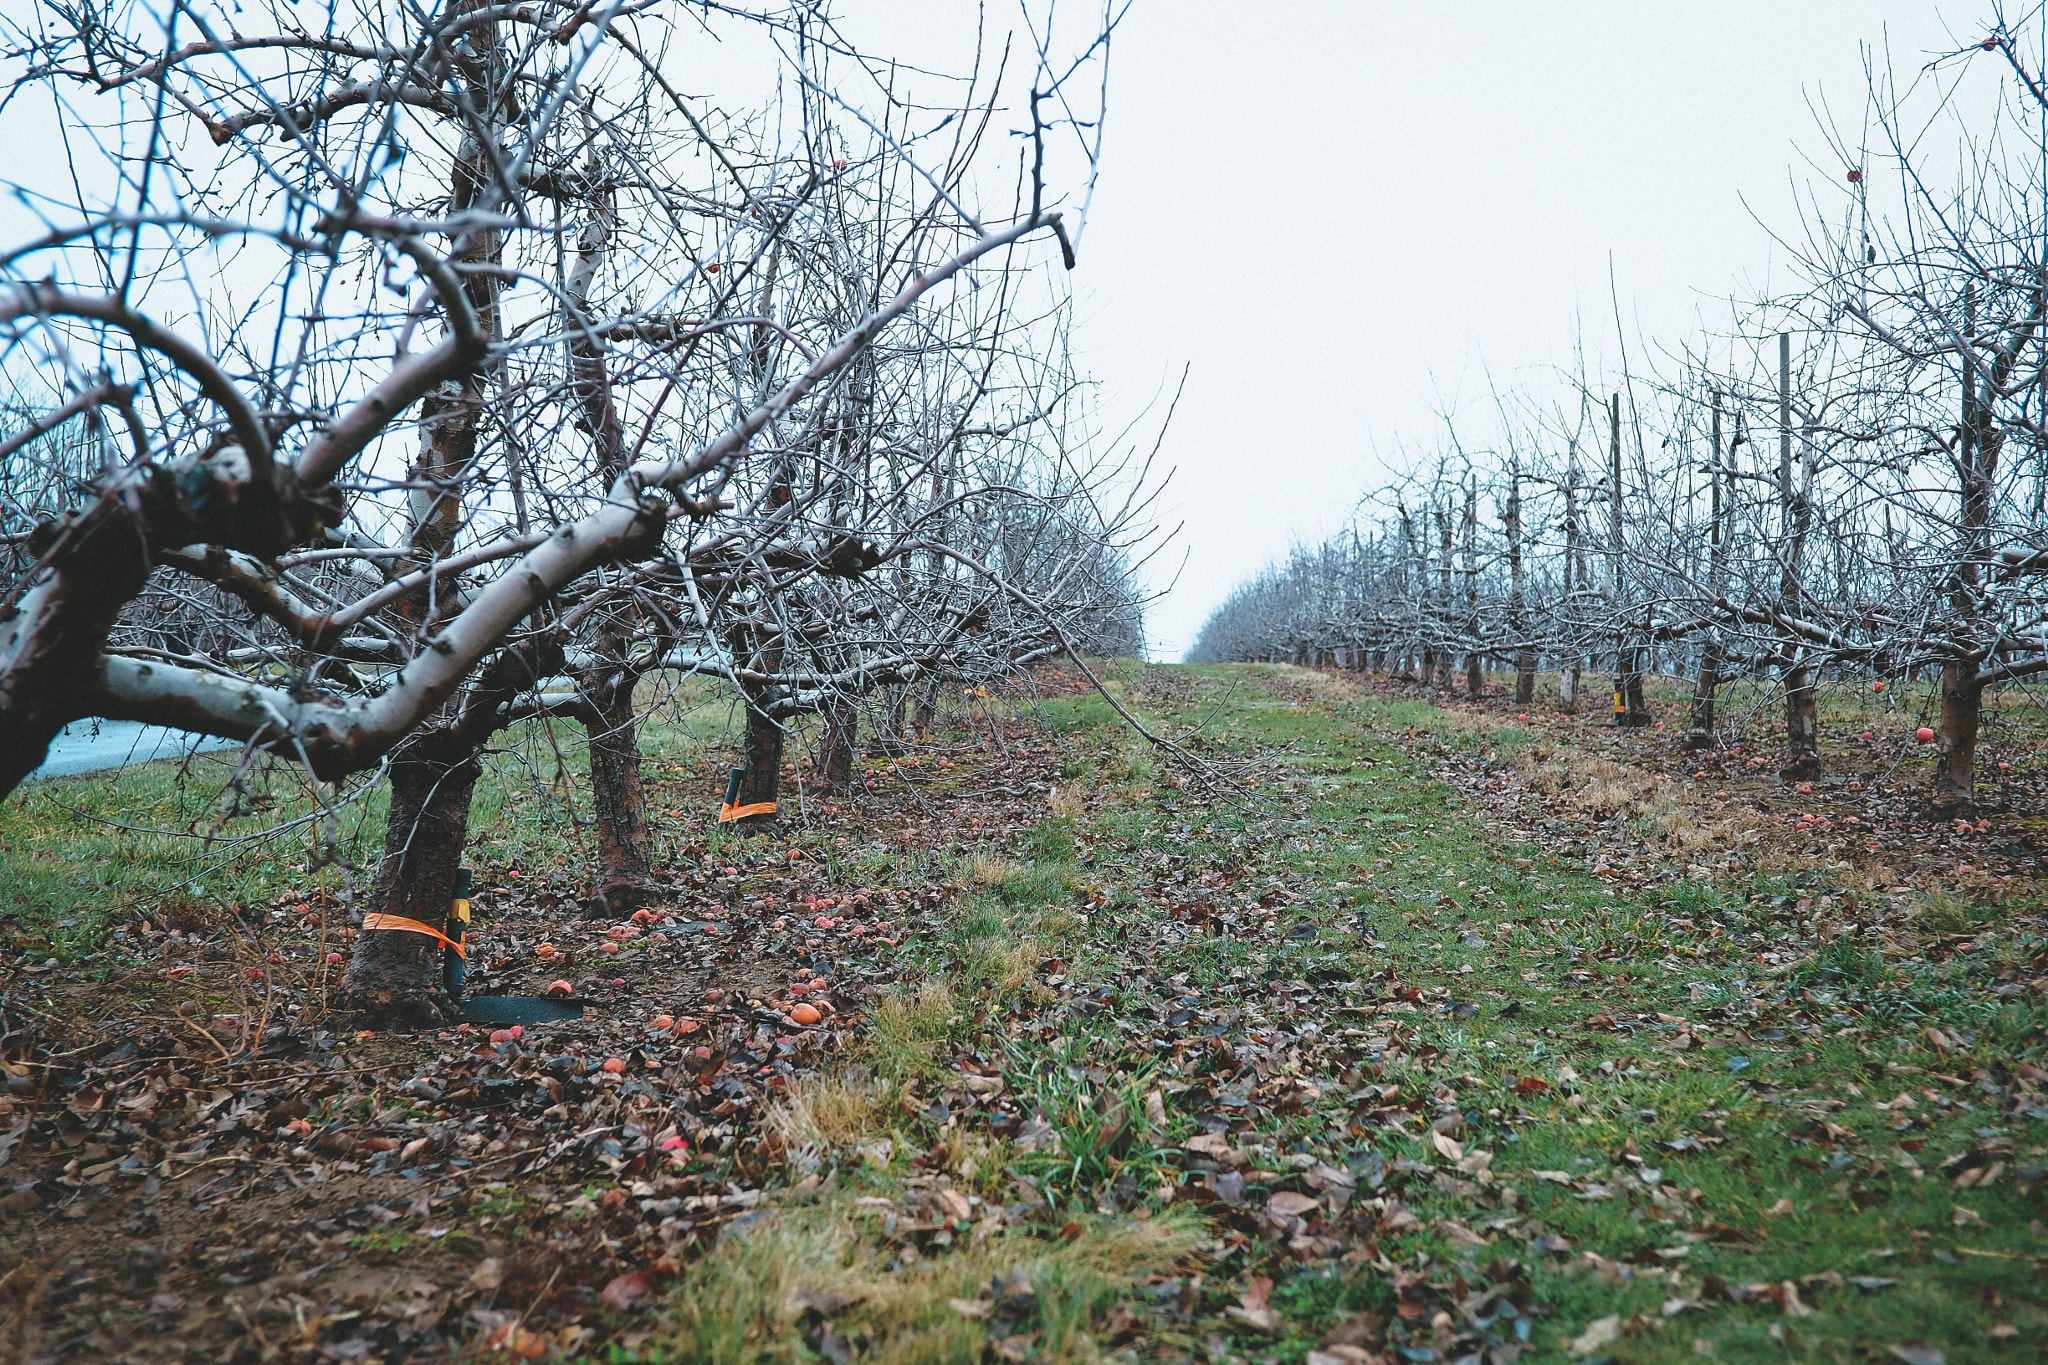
[0, 729, 1063, 1365]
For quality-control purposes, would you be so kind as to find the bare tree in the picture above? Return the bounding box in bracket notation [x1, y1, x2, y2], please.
[1, 0, 1123, 1017]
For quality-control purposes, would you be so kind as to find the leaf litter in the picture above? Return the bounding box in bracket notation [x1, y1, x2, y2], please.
[5, 661, 2047, 1363]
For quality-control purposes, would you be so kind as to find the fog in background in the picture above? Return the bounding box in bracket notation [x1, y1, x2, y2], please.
[1053, 1, 1979, 659]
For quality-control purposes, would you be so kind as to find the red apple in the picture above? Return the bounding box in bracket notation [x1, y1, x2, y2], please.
[1916, 726, 1935, 743]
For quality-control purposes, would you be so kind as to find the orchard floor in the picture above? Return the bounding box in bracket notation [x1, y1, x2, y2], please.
[3, 662, 2045, 1365]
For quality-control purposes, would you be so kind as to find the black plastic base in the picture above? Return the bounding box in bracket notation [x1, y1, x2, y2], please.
[459, 995, 586, 1025]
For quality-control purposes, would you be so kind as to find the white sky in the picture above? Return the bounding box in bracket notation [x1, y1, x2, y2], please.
[1046, 0, 1986, 659]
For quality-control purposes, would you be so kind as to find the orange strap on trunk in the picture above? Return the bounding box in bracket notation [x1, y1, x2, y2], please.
[718, 800, 778, 823]
[361, 913, 466, 958]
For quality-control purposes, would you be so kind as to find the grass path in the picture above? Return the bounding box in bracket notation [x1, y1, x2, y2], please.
[679, 663, 2047, 1364]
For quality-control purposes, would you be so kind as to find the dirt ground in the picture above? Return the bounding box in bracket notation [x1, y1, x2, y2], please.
[1, 730, 1063, 1365]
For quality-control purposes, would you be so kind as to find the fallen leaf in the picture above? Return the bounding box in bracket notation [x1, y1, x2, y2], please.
[996, 1265, 1035, 1306]
[1325, 1311, 1384, 1348]
[1568, 1314, 1621, 1356]
[1888, 1345, 1945, 1365]
[600, 1272, 653, 1312]
[1435, 1218, 1489, 1249]
[948, 1297, 990, 1319]
[1377, 1202, 1420, 1234]
[465, 1258, 504, 1293]
[1015, 1114, 1055, 1152]
[1430, 1130, 1464, 1163]
[1227, 1275, 1281, 1333]
[1268, 1191, 1321, 1219]
[785, 1288, 862, 1318]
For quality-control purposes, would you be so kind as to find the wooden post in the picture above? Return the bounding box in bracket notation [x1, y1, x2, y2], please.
[1505, 460, 1535, 703]
[1779, 331, 1822, 776]
[1559, 448, 1582, 713]
[1610, 394, 1649, 726]
[1685, 389, 1727, 749]
[1435, 500, 1456, 689]
[1463, 474, 1483, 698]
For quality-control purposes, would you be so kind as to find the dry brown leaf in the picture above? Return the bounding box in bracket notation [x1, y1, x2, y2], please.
[1268, 1191, 1321, 1219]
[1567, 1314, 1621, 1356]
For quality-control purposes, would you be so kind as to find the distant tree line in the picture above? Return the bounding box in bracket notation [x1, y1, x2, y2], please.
[1191, 15, 2048, 819]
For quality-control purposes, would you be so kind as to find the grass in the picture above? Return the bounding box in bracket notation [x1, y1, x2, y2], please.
[7, 659, 2045, 1362]
[716, 660, 2046, 1363]
[0, 673, 821, 957]
[657, 1192, 1208, 1365]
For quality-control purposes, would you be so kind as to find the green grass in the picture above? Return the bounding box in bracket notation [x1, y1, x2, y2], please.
[806, 662, 2048, 1363]
[0, 672, 792, 957]
[8, 659, 2043, 1361]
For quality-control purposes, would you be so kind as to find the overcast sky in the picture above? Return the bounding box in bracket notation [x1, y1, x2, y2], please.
[1046, 1, 1982, 659]
[1, 1, 1998, 662]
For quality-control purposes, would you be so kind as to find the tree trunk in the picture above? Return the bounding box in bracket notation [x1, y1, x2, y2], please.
[1465, 651, 1483, 699]
[340, 744, 480, 1020]
[814, 694, 857, 790]
[1782, 657, 1821, 777]
[1931, 661, 1982, 814]
[1560, 659, 1580, 714]
[1625, 653, 1648, 724]
[731, 693, 785, 827]
[1613, 646, 1650, 727]
[1684, 635, 1721, 751]
[1515, 651, 1536, 704]
[585, 673, 652, 907]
